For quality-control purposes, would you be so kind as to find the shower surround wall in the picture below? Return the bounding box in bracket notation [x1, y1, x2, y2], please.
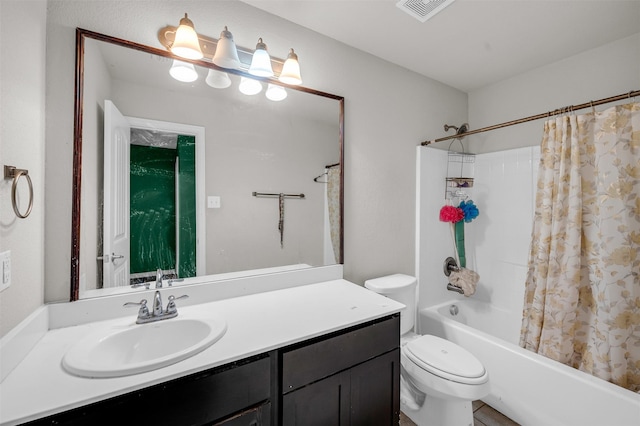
[416, 145, 540, 330]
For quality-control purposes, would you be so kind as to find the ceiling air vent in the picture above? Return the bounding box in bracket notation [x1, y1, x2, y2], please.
[396, 0, 456, 22]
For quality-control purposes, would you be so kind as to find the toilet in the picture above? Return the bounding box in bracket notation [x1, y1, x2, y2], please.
[364, 274, 489, 426]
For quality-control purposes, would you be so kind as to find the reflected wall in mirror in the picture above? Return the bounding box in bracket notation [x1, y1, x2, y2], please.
[72, 29, 344, 300]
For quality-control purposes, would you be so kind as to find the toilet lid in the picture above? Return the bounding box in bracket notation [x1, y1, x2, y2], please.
[404, 335, 487, 385]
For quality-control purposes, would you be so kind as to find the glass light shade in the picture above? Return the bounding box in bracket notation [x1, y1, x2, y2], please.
[171, 14, 203, 60]
[248, 38, 274, 77]
[205, 69, 231, 89]
[266, 84, 287, 101]
[169, 59, 198, 82]
[278, 49, 302, 85]
[238, 77, 262, 95]
[212, 26, 240, 69]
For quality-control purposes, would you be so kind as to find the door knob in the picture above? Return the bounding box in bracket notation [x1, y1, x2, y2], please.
[97, 253, 125, 263]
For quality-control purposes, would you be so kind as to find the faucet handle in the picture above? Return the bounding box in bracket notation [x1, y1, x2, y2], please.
[123, 299, 150, 318]
[166, 294, 189, 315]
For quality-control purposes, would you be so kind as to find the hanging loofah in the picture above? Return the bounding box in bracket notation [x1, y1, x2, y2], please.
[440, 205, 464, 222]
[459, 200, 479, 222]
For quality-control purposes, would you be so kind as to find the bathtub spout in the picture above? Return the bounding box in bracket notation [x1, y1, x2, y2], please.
[447, 283, 464, 294]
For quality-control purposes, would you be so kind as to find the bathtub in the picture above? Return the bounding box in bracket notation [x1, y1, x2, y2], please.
[419, 299, 640, 426]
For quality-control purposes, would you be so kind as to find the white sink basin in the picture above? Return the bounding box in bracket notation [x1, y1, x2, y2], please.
[62, 314, 227, 378]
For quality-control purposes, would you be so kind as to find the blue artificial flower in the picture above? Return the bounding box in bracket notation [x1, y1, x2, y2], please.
[458, 200, 479, 222]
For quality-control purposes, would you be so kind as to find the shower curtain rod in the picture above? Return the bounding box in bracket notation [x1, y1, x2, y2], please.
[421, 89, 640, 146]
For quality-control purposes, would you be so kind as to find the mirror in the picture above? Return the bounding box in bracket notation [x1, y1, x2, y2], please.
[71, 29, 344, 300]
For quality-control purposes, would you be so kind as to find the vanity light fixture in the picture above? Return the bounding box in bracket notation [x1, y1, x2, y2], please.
[248, 38, 274, 77]
[158, 14, 304, 97]
[212, 26, 240, 69]
[169, 59, 198, 82]
[238, 77, 263, 95]
[205, 69, 232, 89]
[266, 84, 287, 101]
[159, 16, 303, 82]
[170, 14, 203, 60]
[278, 49, 302, 85]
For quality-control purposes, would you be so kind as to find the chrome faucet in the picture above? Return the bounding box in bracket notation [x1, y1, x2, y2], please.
[153, 290, 163, 316]
[447, 283, 464, 294]
[124, 291, 189, 324]
[155, 268, 164, 288]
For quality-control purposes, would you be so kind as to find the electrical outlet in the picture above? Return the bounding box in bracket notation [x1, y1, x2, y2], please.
[0, 250, 11, 292]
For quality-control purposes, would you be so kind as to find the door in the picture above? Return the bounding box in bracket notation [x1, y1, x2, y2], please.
[103, 100, 130, 287]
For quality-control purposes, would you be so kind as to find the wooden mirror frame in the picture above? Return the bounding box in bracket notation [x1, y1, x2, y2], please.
[70, 28, 344, 301]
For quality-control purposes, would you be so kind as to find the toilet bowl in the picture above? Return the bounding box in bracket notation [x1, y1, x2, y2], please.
[364, 274, 489, 426]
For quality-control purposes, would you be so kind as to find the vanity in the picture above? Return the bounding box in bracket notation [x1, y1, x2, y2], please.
[0, 276, 403, 425]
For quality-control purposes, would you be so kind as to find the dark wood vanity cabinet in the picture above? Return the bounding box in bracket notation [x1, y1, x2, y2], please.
[24, 314, 399, 426]
[280, 315, 400, 425]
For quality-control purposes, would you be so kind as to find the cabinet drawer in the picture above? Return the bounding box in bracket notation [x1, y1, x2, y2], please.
[282, 314, 399, 393]
[214, 402, 271, 426]
[27, 355, 271, 426]
[165, 355, 271, 424]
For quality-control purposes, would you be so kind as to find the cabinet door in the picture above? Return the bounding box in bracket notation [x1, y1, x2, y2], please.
[282, 371, 350, 426]
[350, 349, 400, 426]
[282, 349, 400, 426]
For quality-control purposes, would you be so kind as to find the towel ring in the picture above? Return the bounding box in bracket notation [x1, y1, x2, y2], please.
[4, 165, 33, 219]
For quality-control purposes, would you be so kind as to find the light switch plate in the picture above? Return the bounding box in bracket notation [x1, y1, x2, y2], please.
[0, 250, 11, 292]
[207, 196, 221, 209]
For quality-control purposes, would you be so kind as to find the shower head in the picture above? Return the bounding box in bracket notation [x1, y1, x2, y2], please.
[444, 123, 470, 136]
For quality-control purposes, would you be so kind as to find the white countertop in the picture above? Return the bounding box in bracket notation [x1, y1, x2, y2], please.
[0, 279, 403, 425]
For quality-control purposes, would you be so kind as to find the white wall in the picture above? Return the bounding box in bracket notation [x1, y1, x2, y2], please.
[470, 147, 539, 316]
[415, 147, 457, 307]
[43, 0, 467, 303]
[416, 146, 538, 341]
[0, 1, 47, 336]
[109, 78, 336, 275]
[467, 33, 640, 154]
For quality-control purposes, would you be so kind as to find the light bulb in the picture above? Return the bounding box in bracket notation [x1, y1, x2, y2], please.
[169, 59, 198, 82]
[205, 69, 231, 89]
[248, 38, 274, 77]
[279, 48, 302, 85]
[171, 13, 203, 60]
[212, 26, 240, 69]
[239, 77, 262, 95]
[266, 84, 287, 101]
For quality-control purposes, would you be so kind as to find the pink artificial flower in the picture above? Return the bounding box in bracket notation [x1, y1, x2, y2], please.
[439, 205, 464, 223]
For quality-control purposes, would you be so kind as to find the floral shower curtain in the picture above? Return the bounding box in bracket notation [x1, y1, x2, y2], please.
[520, 102, 640, 392]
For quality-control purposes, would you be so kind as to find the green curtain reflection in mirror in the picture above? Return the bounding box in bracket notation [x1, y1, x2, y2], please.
[129, 135, 196, 279]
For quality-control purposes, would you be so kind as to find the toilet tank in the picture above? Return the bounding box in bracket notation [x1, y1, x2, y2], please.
[364, 274, 417, 335]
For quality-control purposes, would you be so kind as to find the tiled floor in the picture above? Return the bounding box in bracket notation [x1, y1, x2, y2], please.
[399, 400, 520, 426]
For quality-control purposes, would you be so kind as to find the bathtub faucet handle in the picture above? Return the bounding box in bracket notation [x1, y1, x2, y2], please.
[444, 257, 460, 277]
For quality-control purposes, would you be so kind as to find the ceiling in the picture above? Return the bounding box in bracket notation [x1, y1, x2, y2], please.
[241, 0, 640, 92]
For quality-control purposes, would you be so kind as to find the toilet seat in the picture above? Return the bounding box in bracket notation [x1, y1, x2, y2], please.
[404, 335, 488, 385]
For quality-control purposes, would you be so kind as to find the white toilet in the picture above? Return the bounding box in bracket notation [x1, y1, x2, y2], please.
[364, 274, 489, 426]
